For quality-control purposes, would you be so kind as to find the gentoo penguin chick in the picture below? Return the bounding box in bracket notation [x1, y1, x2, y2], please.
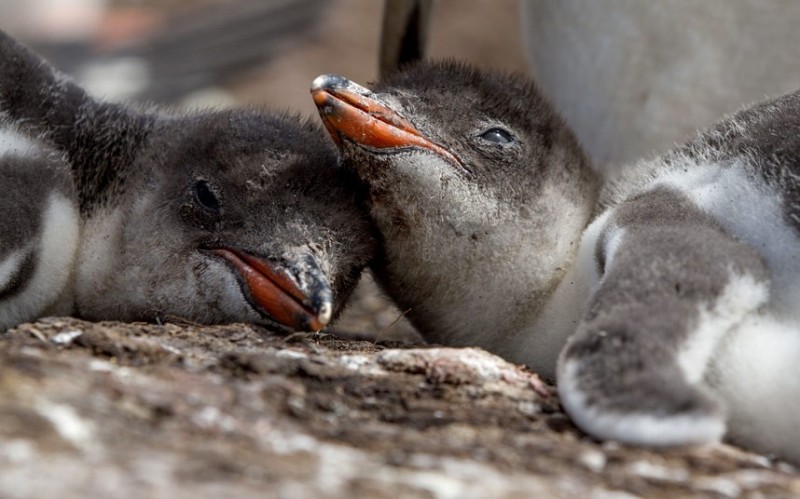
[311, 63, 800, 462]
[0, 30, 374, 332]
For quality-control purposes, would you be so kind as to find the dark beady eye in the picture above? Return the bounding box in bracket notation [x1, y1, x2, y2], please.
[479, 127, 514, 144]
[193, 179, 221, 213]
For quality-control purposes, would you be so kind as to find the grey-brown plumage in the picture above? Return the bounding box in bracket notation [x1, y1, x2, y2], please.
[0, 29, 375, 332]
[312, 61, 800, 463]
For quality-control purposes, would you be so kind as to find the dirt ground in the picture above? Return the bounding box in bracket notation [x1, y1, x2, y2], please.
[1, 318, 798, 498]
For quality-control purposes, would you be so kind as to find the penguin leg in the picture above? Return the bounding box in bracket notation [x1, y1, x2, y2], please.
[557, 187, 769, 447]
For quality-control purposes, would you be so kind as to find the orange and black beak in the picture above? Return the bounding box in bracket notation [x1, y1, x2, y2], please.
[210, 247, 332, 332]
[311, 74, 468, 175]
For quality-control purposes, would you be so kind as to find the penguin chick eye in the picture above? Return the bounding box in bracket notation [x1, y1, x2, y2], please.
[193, 180, 221, 214]
[479, 127, 514, 144]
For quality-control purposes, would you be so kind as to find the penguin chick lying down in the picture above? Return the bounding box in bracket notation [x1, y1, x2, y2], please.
[311, 63, 800, 463]
[0, 30, 374, 332]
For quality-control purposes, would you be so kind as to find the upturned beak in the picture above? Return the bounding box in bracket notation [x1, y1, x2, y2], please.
[211, 247, 332, 332]
[310, 74, 468, 175]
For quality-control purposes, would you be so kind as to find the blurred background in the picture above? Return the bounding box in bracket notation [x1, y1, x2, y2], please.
[0, 0, 527, 113]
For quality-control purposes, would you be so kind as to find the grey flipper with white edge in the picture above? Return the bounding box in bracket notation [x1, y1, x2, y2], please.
[557, 187, 769, 447]
[0, 126, 80, 328]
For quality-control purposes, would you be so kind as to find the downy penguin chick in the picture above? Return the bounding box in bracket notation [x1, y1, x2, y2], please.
[311, 62, 800, 463]
[0, 30, 374, 332]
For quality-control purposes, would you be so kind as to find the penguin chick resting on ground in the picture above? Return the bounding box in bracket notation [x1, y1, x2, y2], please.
[311, 63, 800, 463]
[0, 30, 374, 332]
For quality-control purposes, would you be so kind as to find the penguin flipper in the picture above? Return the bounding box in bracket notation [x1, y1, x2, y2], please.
[0, 29, 152, 214]
[0, 133, 79, 328]
[557, 187, 769, 446]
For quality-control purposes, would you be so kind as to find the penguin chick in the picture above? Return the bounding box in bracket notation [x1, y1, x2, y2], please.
[312, 66, 598, 353]
[311, 62, 800, 463]
[0, 29, 375, 332]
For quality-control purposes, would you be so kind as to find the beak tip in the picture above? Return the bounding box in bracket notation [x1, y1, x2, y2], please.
[318, 301, 333, 326]
[307, 311, 331, 332]
[307, 296, 333, 331]
[311, 74, 345, 94]
[298, 261, 334, 332]
[212, 247, 335, 333]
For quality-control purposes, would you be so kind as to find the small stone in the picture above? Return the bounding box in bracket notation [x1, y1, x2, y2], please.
[628, 460, 689, 483]
[578, 449, 607, 473]
[693, 476, 742, 498]
[50, 330, 83, 346]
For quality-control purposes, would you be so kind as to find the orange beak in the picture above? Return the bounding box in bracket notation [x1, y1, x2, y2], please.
[211, 247, 331, 332]
[311, 74, 468, 175]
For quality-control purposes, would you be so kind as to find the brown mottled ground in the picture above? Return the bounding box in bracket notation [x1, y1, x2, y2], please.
[1, 318, 798, 498]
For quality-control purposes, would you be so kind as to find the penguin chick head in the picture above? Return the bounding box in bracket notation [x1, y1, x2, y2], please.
[311, 62, 598, 341]
[77, 109, 374, 332]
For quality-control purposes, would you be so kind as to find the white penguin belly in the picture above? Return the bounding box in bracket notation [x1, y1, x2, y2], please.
[0, 193, 80, 328]
[709, 314, 800, 462]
